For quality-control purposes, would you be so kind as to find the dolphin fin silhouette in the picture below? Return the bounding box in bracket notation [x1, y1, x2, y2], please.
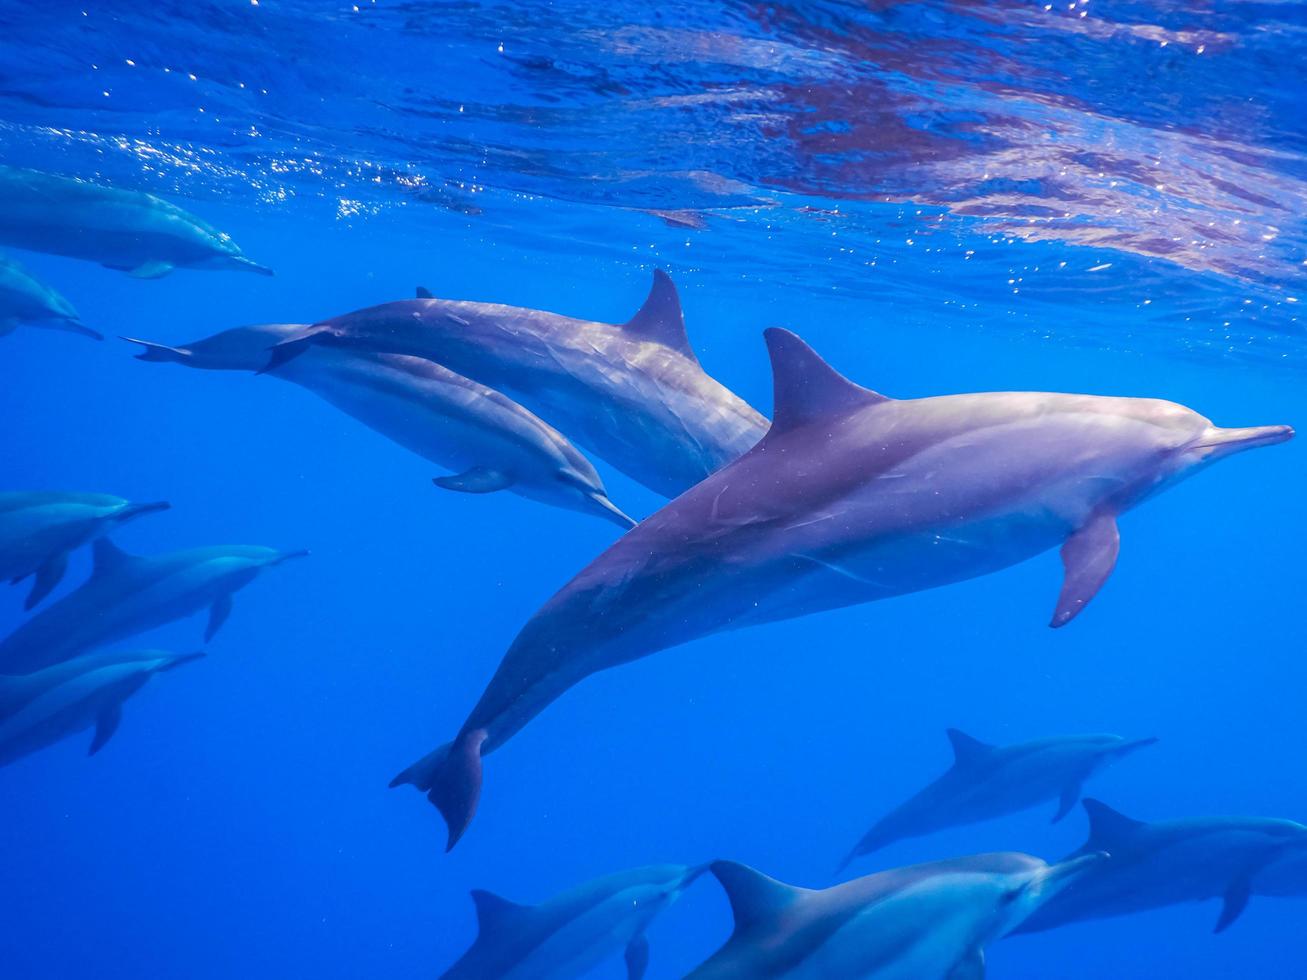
[88, 704, 122, 755]
[1051, 511, 1120, 628]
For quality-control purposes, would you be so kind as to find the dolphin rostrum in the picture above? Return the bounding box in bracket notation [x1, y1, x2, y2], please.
[122, 324, 634, 528]
[392, 327, 1292, 849]
[0, 491, 169, 608]
[840, 729, 1159, 869]
[0, 649, 203, 767]
[0, 538, 306, 675]
[264, 270, 768, 497]
[0, 164, 272, 279]
[438, 864, 705, 980]
[688, 852, 1104, 979]
[0, 254, 101, 340]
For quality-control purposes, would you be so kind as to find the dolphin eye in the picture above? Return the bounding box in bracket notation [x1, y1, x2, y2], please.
[999, 888, 1022, 907]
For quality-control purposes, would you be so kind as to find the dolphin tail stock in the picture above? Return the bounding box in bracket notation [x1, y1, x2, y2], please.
[121, 336, 194, 363]
[391, 728, 488, 851]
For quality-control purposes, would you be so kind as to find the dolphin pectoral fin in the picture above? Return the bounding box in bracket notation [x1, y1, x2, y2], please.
[1052, 782, 1082, 823]
[1215, 878, 1252, 933]
[391, 729, 488, 851]
[88, 704, 122, 755]
[205, 593, 233, 642]
[625, 934, 650, 980]
[947, 947, 985, 980]
[433, 467, 514, 494]
[25, 552, 68, 609]
[126, 260, 175, 279]
[1051, 511, 1120, 628]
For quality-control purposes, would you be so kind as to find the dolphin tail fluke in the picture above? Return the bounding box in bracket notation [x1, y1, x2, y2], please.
[391, 728, 488, 851]
[121, 336, 193, 363]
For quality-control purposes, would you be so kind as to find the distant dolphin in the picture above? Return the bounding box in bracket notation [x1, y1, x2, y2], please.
[0, 254, 100, 340]
[264, 270, 767, 497]
[122, 324, 634, 528]
[0, 164, 272, 279]
[392, 328, 1292, 849]
[1013, 799, 1307, 934]
[688, 852, 1104, 979]
[0, 491, 169, 608]
[0, 538, 306, 674]
[840, 729, 1159, 868]
[0, 649, 203, 767]
[438, 864, 705, 980]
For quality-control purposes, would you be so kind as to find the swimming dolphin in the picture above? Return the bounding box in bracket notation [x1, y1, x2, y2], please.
[0, 538, 305, 674]
[264, 270, 767, 497]
[840, 729, 1158, 869]
[0, 491, 169, 609]
[122, 325, 634, 528]
[688, 852, 1105, 979]
[0, 254, 100, 340]
[438, 864, 705, 980]
[391, 327, 1292, 849]
[1013, 799, 1307, 935]
[0, 164, 272, 279]
[0, 649, 203, 767]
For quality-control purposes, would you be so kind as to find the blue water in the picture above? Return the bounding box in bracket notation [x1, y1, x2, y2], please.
[1, 2, 1305, 977]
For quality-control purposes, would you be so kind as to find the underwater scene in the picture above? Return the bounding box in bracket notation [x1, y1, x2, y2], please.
[1, 1, 1304, 977]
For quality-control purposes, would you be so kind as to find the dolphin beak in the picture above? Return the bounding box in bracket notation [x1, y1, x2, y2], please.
[1117, 736, 1160, 757]
[1042, 850, 1109, 896]
[588, 492, 638, 530]
[231, 255, 275, 276]
[1194, 424, 1294, 461]
[272, 549, 311, 565]
[122, 336, 194, 363]
[120, 500, 171, 521]
[158, 651, 207, 672]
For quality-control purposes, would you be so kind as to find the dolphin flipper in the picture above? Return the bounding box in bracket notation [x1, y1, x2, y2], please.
[126, 260, 175, 279]
[1051, 782, 1082, 823]
[624, 934, 650, 980]
[1215, 878, 1252, 933]
[1050, 511, 1120, 628]
[947, 947, 985, 980]
[433, 467, 514, 494]
[25, 552, 68, 609]
[205, 593, 233, 642]
[88, 704, 122, 755]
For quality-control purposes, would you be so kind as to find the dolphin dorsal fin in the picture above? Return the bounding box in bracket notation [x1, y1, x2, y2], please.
[415, 286, 433, 299]
[711, 861, 805, 936]
[946, 728, 994, 768]
[1082, 799, 1145, 849]
[91, 537, 137, 577]
[764, 328, 888, 435]
[621, 270, 697, 363]
[470, 889, 531, 940]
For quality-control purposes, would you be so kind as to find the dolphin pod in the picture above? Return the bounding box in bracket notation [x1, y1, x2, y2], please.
[122, 324, 634, 528]
[392, 327, 1292, 849]
[0, 254, 101, 340]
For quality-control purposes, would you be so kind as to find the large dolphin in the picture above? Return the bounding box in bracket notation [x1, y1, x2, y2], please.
[438, 864, 705, 980]
[265, 270, 768, 496]
[0, 254, 100, 340]
[391, 327, 1292, 849]
[840, 729, 1158, 869]
[0, 538, 305, 674]
[0, 649, 203, 767]
[1013, 799, 1307, 934]
[0, 164, 272, 279]
[688, 852, 1104, 979]
[0, 491, 169, 608]
[122, 324, 633, 528]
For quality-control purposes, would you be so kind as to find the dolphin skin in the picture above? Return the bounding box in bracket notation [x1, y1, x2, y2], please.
[123, 324, 634, 528]
[1014, 799, 1307, 935]
[266, 270, 767, 497]
[688, 852, 1104, 979]
[392, 327, 1292, 849]
[0, 537, 305, 674]
[0, 649, 203, 767]
[840, 729, 1159, 868]
[438, 864, 704, 980]
[0, 164, 272, 279]
[0, 491, 169, 608]
[0, 254, 100, 340]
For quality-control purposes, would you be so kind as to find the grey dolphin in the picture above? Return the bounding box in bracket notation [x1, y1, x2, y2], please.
[0, 491, 169, 608]
[0, 164, 271, 279]
[0, 538, 306, 674]
[1013, 799, 1307, 934]
[0, 649, 203, 767]
[0, 254, 100, 340]
[840, 729, 1158, 869]
[264, 270, 767, 496]
[438, 864, 705, 980]
[122, 324, 634, 529]
[391, 328, 1291, 849]
[688, 852, 1104, 979]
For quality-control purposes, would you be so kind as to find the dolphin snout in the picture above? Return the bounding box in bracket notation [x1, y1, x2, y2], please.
[1042, 850, 1109, 894]
[272, 549, 311, 565]
[1195, 424, 1294, 460]
[121, 500, 171, 520]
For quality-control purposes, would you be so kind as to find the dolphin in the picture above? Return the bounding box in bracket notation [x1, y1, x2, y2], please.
[0, 254, 100, 340]
[264, 270, 768, 497]
[840, 729, 1159, 869]
[391, 327, 1292, 849]
[688, 852, 1105, 979]
[0, 164, 272, 279]
[0, 649, 203, 767]
[438, 864, 705, 980]
[122, 324, 634, 528]
[1013, 799, 1307, 934]
[0, 537, 306, 675]
[0, 491, 169, 608]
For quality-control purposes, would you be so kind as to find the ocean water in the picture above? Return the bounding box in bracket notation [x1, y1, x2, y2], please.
[1, 2, 1305, 978]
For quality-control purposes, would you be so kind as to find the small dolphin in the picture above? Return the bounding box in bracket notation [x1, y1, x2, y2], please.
[840, 729, 1158, 868]
[0, 254, 100, 340]
[688, 852, 1105, 979]
[122, 324, 634, 528]
[0, 164, 272, 279]
[0, 491, 169, 608]
[392, 328, 1291, 849]
[265, 270, 768, 497]
[438, 864, 705, 980]
[1013, 799, 1307, 935]
[0, 538, 305, 674]
[0, 649, 203, 767]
